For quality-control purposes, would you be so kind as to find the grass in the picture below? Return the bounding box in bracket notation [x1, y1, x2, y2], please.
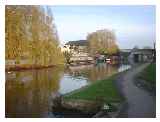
[63, 75, 123, 104]
[139, 63, 156, 86]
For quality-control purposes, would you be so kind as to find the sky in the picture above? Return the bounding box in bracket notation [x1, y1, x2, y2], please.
[51, 6, 155, 49]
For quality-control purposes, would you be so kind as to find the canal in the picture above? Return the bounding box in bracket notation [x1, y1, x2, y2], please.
[5, 63, 131, 117]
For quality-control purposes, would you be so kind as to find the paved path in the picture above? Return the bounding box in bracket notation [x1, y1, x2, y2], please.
[117, 63, 156, 118]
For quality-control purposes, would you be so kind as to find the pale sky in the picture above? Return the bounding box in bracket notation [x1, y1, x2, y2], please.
[50, 6, 155, 49]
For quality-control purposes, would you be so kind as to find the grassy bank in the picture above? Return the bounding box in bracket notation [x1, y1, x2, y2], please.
[63, 75, 123, 104]
[139, 63, 156, 86]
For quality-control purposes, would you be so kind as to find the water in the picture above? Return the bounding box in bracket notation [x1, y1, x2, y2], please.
[5, 63, 131, 117]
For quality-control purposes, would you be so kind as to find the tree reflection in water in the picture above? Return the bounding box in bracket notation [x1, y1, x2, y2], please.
[65, 63, 118, 82]
[6, 63, 130, 117]
[5, 67, 64, 117]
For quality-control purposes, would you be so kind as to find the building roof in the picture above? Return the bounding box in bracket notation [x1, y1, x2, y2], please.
[120, 49, 132, 53]
[66, 40, 88, 46]
[131, 49, 155, 55]
[132, 48, 154, 52]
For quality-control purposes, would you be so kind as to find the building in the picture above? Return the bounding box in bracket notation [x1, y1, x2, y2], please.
[129, 49, 155, 63]
[119, 49, 132, 63]
[62, 40, 94, 64]
[62, 40, 88, 53]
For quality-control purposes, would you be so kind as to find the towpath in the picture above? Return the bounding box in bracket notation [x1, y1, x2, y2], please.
[116, 63, 156, 118]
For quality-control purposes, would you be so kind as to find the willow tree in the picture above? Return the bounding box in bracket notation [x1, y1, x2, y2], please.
[5, 5, 64, 66]
[5, 6, 28, 64]
[87, 29, 119, 55]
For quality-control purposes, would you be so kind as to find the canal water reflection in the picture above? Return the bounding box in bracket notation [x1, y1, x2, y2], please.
[5, 63, 131, 117]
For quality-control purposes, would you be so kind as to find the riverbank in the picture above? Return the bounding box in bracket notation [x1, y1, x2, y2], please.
[63, 75, 124, 103]
[52, 73, 125, 117]
[53, 63, 156, 118]
[5, 64, 64, 72]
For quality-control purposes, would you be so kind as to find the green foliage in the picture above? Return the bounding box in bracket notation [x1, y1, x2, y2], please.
[5, 6, 64, 66]
[87, 29, 119, 55]
[63, 51, 72, 64]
